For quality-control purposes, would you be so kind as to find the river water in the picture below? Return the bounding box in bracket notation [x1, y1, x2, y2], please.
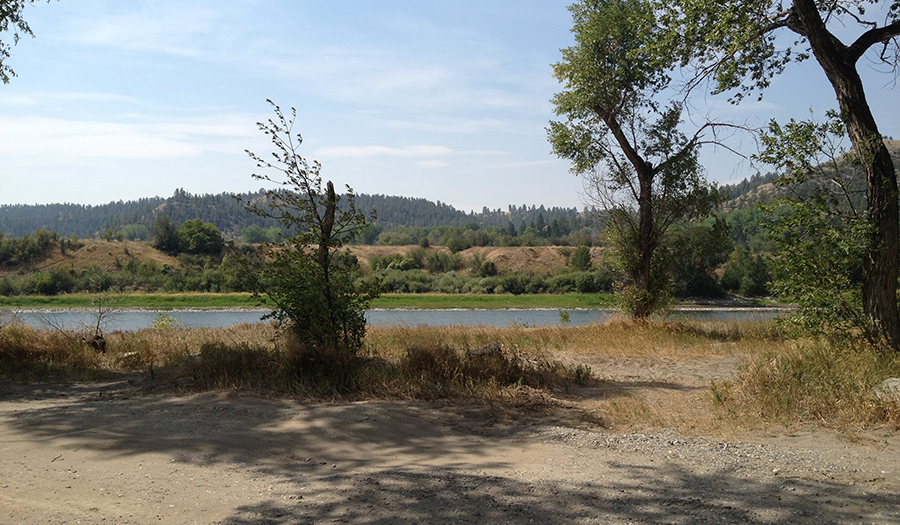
[0, 308, 784, 332]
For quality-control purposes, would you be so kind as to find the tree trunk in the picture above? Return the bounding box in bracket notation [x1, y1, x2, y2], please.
[605, 115, 658, 320]
[792, 0, 900, 349]
[635, 171, 656, 320]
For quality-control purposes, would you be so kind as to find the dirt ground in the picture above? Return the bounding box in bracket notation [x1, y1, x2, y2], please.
[2, 353, 899, 524]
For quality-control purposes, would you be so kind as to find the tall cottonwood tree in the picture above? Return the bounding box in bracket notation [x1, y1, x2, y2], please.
[548, 0, 722, 319]
[660, 0, 900, 348]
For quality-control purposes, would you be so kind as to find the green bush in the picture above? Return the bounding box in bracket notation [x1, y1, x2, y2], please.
[570, 245, 592, 271]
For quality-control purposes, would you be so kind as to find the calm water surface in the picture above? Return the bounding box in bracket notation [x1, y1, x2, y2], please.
[1, 308, 784, 332]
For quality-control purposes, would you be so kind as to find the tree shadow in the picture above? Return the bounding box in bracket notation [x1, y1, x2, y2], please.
[3, 382, 514, 479]
[4, 382, 898, 524]
[221, 462, 899, 524]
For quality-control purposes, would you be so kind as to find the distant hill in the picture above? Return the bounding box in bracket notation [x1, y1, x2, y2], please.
[0, 189, 590, 240]
[720, 139, 900, 211]
[8, 139, 894, 240]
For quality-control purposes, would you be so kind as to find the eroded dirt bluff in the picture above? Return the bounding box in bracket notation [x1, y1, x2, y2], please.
[10, 241, 602, 276]
[350, 245, 604, 274]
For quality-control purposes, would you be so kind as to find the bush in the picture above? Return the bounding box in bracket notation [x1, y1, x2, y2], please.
[570, 245, 592, 271]
[477, 260, 498, 277]
[178, 220, 224, 255]
[424, 251, 462, 273]
[243, 102, 378, 358]
[446, 237, 471, 254]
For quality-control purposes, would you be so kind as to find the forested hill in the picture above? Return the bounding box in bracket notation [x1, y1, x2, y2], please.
[719, 139, 900, 208]
[0, 189, 586, 239]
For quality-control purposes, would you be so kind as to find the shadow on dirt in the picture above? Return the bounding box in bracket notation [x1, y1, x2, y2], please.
[221, 463, 898, 524]
[3, 382, 898, 524]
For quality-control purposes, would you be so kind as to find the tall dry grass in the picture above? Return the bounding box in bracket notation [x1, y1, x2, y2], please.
[0, 320, 586, 402]
[3, 318, 898, 430]
[728, 338, 900, 428]
[363, 319, 780, 361]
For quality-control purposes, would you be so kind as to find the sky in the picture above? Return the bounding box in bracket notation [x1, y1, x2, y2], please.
[0, 0, 898, 212]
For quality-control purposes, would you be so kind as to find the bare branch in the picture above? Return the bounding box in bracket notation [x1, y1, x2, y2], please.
[848, 19, 900, 63]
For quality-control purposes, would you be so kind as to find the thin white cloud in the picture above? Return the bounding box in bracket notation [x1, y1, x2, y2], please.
[416, 160, 449, 169]
[72, 6, 219, 57]
[316, 145, 453, 158]
[0, 114, 260, 160]
[384, 118, 511, 134]
[0, 117, 199, 159]
[0, 92, 137, 107]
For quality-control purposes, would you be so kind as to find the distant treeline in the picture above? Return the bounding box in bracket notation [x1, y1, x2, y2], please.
[0, 189, 592, 241]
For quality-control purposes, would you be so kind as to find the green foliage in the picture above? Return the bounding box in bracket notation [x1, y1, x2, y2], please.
[177, 219, 224, 255]
[377, 230, 414, 246]
[151, 216, 180, 254]
[240, 224, 282, 244]
[445, 236, 471, 254]
[121, 224, 149, 241]
[668, 219, 732, 298]
[757, 115, 871, 338]
[720, 246, 770, 297]
[151, 313, 184, 330]
[244, 101, 378, 359]
[425, 251, 463, 273]
[477, 260, 498, 278]
[570, 245, 592, 271]
[0, 228, 57, 268]
[661, 0, 900, 347]
[0, 1, 54, 84]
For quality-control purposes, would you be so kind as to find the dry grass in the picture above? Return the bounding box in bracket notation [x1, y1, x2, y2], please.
[0, 320, 585, 404]
[36, 239, 182, 273]
[3, 318, 898, 432]
[727, 338, 900, 428]
[363, 319, 780, 361]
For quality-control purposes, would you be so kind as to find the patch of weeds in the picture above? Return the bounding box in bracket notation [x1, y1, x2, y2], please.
[732, 338, 900, 427]
[573, 364, 592, 385]
[151, 313, 184, 330]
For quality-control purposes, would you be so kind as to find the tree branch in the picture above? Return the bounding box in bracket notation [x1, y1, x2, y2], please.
[848, 20, 900, 63]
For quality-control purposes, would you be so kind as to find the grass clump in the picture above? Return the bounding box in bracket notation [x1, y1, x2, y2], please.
[0, 323, 106, 381]
[0, 321, 589, 405]
[394, 342, 576, 400]
[725, 338, 900, 428]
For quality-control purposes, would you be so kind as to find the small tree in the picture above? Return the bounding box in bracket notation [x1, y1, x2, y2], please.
[570, 244, 592, 272]
[152, 216, 180, 254]
[244, 101, 378, 364]
[177, 219, 224, 255]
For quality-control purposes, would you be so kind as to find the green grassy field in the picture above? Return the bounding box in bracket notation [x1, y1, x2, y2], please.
[0, 292, 616, 310]
[371, 293, 615, 309]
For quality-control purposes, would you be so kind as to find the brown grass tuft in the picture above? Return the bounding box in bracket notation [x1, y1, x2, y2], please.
[727, 338, 900, 428]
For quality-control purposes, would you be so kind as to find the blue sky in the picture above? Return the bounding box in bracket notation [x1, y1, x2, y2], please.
[1, 0, 897, 211]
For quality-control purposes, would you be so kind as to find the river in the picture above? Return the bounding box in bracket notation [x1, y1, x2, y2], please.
[0, 307, 784, 332]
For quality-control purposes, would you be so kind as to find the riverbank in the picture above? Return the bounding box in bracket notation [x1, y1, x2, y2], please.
[0, 292, 778, 311]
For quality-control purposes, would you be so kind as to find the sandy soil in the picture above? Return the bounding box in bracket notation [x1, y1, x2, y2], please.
[2, 355, 899, 524]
